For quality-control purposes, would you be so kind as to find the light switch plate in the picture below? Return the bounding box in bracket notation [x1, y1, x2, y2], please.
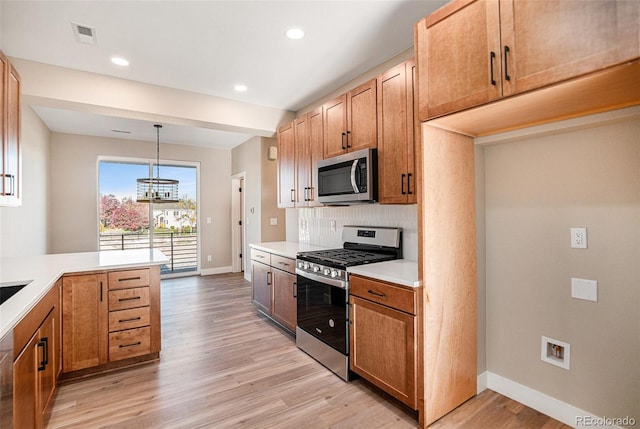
[270, 218, 278, 226]
[571, 277, 597, 302]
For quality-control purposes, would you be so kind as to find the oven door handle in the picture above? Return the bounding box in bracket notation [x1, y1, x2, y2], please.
[296, 268, 347, 290]
[350, 159, 359, 193]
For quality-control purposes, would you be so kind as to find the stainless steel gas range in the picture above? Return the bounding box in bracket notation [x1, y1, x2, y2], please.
[295, 225, 402, 381]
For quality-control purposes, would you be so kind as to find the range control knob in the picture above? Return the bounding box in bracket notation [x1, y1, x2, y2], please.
[313, 265, 321, 273]
[331, 270, 338, 278]
[303, 262, 310, 270]
[323, 268, 331, 276]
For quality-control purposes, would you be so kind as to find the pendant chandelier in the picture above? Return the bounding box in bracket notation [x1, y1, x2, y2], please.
[136, 124, 179, 203]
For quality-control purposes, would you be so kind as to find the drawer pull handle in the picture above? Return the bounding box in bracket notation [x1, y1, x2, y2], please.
[118, 296, 141, 302]
[255, 255, 265, 259]
[119, 341, 142, 349]
[119, 317, 142, 323]
[119, 276, 141, 282]
[277, 261, 290, 266]
[367, 289, 387, 299]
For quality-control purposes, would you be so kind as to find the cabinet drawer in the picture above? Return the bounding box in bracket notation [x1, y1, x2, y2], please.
[349, 275, 416, 315]
[250, 248, 271, 264]
[108, 269, 150, 290]
[109, 307, 150, 332]
[271, 255, 296, 274]
[109, 287, 150, 311]
[109, 327, 151, 361]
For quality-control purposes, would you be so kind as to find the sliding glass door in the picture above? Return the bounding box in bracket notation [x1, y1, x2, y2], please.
[99, 159, 199, 275]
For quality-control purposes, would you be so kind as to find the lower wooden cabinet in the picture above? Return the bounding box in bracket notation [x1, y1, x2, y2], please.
[13, 280, 61, 429]
[61, 266, 161, 377]
[250, 248, 297, 333]
[349, 275, 417, 409]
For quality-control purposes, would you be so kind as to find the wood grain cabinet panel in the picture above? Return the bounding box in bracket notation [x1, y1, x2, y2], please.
[295, 107, 323, 207]
[13, 283, 60, 429]
[377, 60, 418, 204]
[108, 287, 150, 311]
[0, 50, 22, 207]
[271, 269, 297, 333]
[251, 260, 272, 315]
[277, 121, 296, 208]
[108, 327, 151, 361]
[107, 268, 150, 290]
[415, 0, 639, 120]
[349, 281, 417, 409]
[62, 273, 108, 372]
[323, 79, 377, 158]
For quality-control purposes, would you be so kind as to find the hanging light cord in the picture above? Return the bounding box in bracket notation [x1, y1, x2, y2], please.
[155, 124, 162, 179]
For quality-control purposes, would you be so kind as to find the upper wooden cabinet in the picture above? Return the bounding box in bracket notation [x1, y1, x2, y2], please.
[323, 78, 377, 158]
[415, 0, 640, 120]
[295, 107, 323, 208]
[0, 51, 22, 207]
[276, 122, 296, 208]
[377, 60, 418, 204]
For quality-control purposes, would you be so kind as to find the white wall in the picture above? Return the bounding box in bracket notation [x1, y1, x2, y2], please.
[483, 116, 640, 420]
[0, 105, 51, 258]
[49, 133, 232, 271]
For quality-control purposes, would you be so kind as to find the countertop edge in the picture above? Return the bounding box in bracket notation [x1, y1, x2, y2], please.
[1, 249, 169, 339]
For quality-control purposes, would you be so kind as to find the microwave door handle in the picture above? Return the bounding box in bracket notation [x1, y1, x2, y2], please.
[350, 160, 359, 193]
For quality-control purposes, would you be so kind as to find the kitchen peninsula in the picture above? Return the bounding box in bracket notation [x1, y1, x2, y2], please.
[0, 248, 168, 428]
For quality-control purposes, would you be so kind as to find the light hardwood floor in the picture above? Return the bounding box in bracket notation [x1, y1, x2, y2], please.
[47, 273, 570, 429]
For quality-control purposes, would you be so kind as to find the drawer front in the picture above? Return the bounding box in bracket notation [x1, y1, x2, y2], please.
[109, 287, 150, 311]
[349, 275, 416, 315]
[109, 327, 151, 361]
[109, 307, 150, 332]
[250, 248, 271, 264]
[108, 269, 150, 290]
[270, 254, 296, 274]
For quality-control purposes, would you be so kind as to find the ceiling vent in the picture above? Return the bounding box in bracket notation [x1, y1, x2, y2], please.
[71, 22, 97, 45]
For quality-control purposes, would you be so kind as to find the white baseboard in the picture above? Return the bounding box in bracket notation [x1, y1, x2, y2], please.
[480, 372, 626, 429]
[200, 266, 232, 276]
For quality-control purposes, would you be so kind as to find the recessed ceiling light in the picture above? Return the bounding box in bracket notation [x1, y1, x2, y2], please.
[234, 84, 248, 92]
[285, 28, 305, 40]
[111, 57, 129, 67]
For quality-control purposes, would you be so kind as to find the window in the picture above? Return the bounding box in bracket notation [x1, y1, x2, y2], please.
[99, 160, 199, 275]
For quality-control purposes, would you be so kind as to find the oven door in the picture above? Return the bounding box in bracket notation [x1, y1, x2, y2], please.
[296, 270, 348, 355]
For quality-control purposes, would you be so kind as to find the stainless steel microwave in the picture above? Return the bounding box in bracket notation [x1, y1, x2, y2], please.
[316, 148, 377, 205]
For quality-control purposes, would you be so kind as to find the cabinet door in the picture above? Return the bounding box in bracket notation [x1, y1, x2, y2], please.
[346, 79, 377, 153]
[251, 261, 272, 315]
[277, 122, 296, 208]
[37, 311, 56, 422]
[349, 295, 416, 409]
[307, 106, 324, 207]
[1, 53, 22, 206]
[271, 270, 297, 333]
[500, 0, 640, 97]
[294, 114, 310, 207]
[62, 274, 108, 372]
[0, 54, 5, 198]
[13, 334, 38, 429]
[415, 0, 501, 120]
[378, 63, 410, 204]
[323, 94, 347, 158]
[407, 60, 418, 205]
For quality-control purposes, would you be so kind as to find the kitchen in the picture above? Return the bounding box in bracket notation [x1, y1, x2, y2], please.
[1, 1, 639, 428]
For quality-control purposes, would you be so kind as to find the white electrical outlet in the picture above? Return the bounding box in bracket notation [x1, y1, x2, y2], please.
[570, 227, 587, 249]
[330, 220, 337, 232]
[270, 218, 278, 226]
[207, 255, 212, 262]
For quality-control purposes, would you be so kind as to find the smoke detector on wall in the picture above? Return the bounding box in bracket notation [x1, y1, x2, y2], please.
[71, 22, 97, 45]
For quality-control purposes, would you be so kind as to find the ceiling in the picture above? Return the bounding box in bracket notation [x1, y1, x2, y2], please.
[0, 1, 447, 149]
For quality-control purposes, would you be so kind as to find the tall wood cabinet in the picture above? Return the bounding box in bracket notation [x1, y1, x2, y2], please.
[276, 122, 296, 208]
[415, 0, 640, 120]
[0, 50, 22, 207]
[295, 107, 323, 207]
[377, 60, 418, 204]
[13, 280, 61, 429]
[323, 78, 377, 158]
[62, 266, 160, 376]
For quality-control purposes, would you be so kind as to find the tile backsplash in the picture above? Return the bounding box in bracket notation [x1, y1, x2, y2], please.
[286, 204, 418, 260]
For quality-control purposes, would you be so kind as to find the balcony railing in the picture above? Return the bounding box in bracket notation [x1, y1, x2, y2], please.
[99, 231, 198, 274]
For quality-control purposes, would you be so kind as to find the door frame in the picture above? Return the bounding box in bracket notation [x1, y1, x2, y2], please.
[231, 171, 246, 274]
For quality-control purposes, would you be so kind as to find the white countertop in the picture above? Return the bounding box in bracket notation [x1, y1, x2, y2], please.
[0, 249, 169, 339]
[249, 241, 331, 260]
[347, 259, 420, 288]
